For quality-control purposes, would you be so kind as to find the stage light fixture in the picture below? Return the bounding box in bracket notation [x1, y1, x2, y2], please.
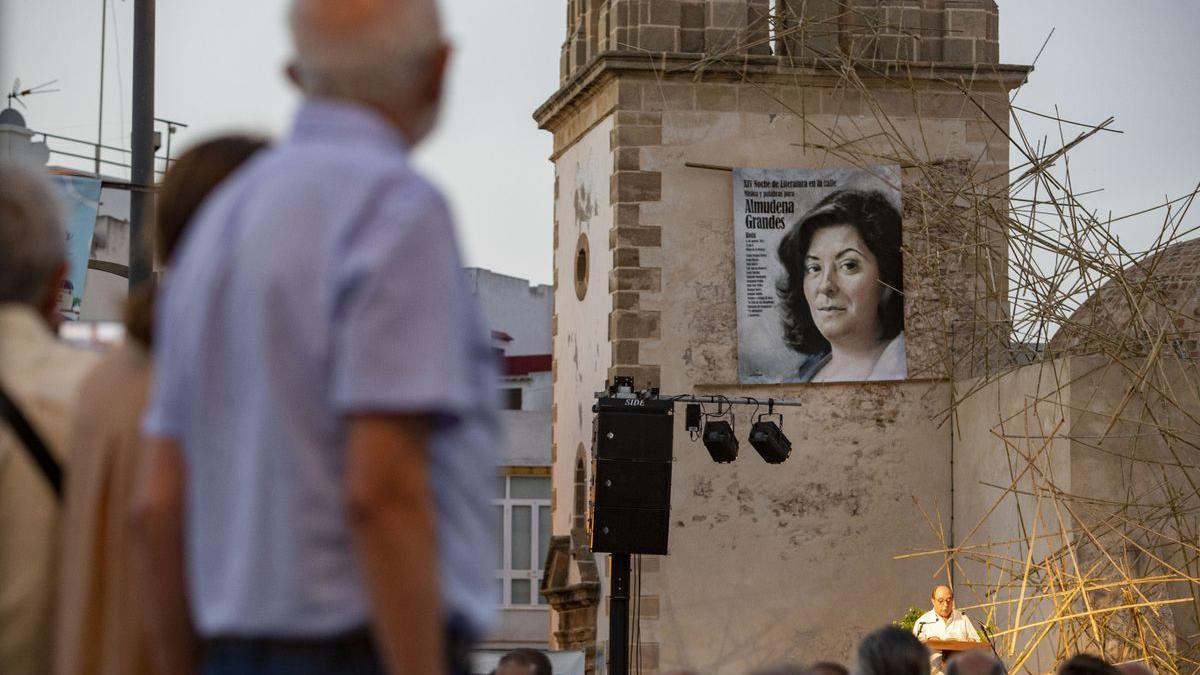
[749, 416, 791, 464]
[702, 420, 738, 463]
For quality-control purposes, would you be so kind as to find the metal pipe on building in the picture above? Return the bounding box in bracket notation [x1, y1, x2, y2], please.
[609, 553, 631, 675]
[95, 0, 107, 175]
[128, 0, 155, 290]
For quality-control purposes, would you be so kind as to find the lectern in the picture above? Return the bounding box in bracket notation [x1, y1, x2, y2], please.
[923, 639, 992, 660]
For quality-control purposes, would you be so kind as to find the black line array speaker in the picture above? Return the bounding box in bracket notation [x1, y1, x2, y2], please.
[590, 396, 673, 555]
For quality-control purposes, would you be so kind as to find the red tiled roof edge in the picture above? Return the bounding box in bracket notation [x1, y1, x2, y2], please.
[504, 354, 552, 376]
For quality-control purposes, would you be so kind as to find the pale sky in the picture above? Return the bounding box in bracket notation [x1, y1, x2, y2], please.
[1, 1, 1197, 286]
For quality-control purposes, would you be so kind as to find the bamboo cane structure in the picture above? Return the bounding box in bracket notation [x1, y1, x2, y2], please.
[666, 3, 1200, 671]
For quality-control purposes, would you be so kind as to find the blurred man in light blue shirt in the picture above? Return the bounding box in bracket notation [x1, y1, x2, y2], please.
[133, 1, 498, 674]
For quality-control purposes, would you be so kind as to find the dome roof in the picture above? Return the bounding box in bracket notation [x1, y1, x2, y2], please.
[1048, 237, 1200, 357]
[0, 107, 27, 127]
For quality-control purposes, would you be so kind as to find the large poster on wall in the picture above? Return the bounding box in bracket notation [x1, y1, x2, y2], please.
[734, 165, 905, 384]
[50, 174, 102, 322]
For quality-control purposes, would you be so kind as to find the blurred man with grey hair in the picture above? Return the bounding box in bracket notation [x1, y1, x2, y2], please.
[0, 163, 98, 675]
[133, 0, 497, 674]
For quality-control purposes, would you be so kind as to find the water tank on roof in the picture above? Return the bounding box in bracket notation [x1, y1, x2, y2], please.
[0, 107, 27, 127]
[0, 107, 50, 166]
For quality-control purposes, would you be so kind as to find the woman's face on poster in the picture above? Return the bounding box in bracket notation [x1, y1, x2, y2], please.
[802, 223, 883, 347]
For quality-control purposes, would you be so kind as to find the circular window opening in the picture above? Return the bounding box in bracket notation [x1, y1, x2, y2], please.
[573, 233, 589, 301]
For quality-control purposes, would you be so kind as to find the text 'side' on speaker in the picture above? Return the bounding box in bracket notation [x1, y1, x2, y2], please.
[590, 377, 673, 555]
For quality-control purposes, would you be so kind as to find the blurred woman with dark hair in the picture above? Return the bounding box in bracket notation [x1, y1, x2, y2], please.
[55, 135, 266, 675]
[776, 188, 906, 383]
[856, 626, 930, 675]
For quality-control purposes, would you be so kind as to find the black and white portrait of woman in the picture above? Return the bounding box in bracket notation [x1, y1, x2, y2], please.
[775, 189, 905, 383]
[732, 165, 905, 384]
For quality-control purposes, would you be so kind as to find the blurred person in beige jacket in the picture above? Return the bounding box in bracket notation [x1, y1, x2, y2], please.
[0, 162, 99, 675]
[53, 136, 266, 675]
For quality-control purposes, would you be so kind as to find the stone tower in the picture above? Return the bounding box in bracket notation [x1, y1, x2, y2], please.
[536, 2, 1030, 672]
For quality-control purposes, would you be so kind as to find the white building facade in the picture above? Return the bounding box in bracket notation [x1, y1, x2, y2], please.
[467, 268, 556, 651]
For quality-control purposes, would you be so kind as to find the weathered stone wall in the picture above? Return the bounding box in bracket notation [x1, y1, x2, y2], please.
[540, 2, 1027, 672]
[1065, 355, 1200, 666]
[541, 75, 1019, 673]
[548, 112, 617, 669]
[542, 68, 1018, 387]
[561, 0, 1001, 85]
[952, 360, 1074, 673]
[633, 77, 1008, 672]
[648, 381, 952, 671]
[775, 0, 1000, 63]
[953, 354, 1200, 670]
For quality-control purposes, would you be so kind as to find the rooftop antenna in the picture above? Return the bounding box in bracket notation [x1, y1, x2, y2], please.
[97, 0, 109, 174]
[6, 78, 60, 110]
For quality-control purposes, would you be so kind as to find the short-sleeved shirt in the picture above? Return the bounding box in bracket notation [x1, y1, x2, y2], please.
[144, 98, 499, 638]
[913, 609, 981, 642]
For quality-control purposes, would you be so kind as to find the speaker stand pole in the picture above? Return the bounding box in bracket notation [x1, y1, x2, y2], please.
[609, 553, 631, 675]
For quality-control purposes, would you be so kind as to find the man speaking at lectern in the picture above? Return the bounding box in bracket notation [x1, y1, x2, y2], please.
[913, 585, 981, 673]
